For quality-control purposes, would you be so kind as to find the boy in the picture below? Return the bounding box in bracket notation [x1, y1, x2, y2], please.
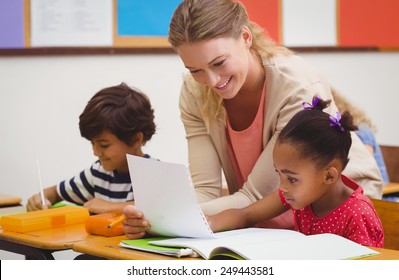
[27, 83, 156, 214]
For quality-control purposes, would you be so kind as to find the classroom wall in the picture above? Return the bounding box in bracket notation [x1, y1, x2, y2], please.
[1, 51, 399, 205]
[1, 51, 399, 259]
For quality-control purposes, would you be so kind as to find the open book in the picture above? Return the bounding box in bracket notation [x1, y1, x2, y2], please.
[125, 156, 379, 260]
[120, 228, 380, 260]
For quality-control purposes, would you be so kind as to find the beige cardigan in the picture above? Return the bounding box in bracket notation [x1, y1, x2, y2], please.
[179, 54, 383, 215]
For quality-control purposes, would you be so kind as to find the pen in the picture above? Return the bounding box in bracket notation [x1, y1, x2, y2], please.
[36, 158, 46, 207]
[106, 214, 126, 229]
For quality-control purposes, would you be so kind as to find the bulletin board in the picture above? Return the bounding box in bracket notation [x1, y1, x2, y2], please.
[0, 0, 398, 56]
[338, 0, 399, 48]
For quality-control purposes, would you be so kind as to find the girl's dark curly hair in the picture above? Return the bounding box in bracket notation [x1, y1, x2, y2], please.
[278, 95, 358, 169]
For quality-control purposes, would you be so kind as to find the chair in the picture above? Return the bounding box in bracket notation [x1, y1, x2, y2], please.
[370, 198, 399, 250]
[379, 145, 399, 183]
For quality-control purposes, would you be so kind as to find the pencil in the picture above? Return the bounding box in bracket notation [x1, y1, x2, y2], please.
[106, 214, 126, 229]
[36, 158, 46, 207]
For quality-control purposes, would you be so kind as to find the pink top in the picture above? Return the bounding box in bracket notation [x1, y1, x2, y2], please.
[226, 83, 265, 186]
[279, 175, 384, 247]
[226, 84, 294, 229]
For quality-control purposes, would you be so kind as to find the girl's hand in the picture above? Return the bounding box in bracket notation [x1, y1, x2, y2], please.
[122, 205, 151, 239]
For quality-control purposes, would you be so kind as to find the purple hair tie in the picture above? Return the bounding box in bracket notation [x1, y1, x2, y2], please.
[302, 95, 320, 110]
[329, 112, 345, 132]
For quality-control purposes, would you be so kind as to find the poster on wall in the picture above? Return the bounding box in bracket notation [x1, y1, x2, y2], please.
[30, 0, 113, 47]
[282, 0, 336, 47]
[0, 0, 25, 48]
[117, 0, 181, 37]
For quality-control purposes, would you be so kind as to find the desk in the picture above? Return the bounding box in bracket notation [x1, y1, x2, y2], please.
[73, 235, 399, 260]
[0, 193, 22, 207]
[0, 223, 100, 260]
[0, 205, 25, 216]
[0, 193, 24, 225]
[383, 182, 399, 195]
[364, 247, 399, 260]
[73, 235, 197, 260]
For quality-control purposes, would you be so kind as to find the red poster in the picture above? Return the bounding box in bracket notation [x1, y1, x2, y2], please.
[339, 0, 399, 47]
[239, 0, 281, 44]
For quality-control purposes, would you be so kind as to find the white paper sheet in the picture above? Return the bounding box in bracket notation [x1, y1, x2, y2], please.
[127, 155, 215, 238]
[30, 0, 113, 47]
[282, 0, 337, 47]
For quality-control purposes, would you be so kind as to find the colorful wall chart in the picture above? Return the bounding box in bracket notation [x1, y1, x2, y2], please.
[0, 0, 398, 51]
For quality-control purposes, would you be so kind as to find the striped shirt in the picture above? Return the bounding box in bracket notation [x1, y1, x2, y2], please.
[56, 154, 151, 205]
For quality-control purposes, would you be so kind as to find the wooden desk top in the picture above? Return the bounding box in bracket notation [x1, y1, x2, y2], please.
[73, 235, 197, 260]
[73, 235, 399, 260]
[364, 247, 399, 260]
[383, 182, 399, 195]
[0, 193, 21, 207]
[0, 223, 100, 250]
[0, 205, 25, 215]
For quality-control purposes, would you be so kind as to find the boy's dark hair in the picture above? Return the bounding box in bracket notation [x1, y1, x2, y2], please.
[277, 96, 358, 170]
[79, 83, 156, 145]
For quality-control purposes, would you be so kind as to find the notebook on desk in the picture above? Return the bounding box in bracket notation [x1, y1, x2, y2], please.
[126, 155, 214, 238]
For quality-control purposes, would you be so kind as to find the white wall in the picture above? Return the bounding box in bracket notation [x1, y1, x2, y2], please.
[0, 54, 187, 205]
[0, 51, 399, 259]
[1, 52, 399, 205]
[300, 51, 399, 145]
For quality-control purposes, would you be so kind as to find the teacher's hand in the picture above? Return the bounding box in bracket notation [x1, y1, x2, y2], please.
[122, 205, 151, 239]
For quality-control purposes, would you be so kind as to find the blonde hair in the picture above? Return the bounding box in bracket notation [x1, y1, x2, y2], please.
[169, 0, 292, 126]
[331, 88, 376, 132]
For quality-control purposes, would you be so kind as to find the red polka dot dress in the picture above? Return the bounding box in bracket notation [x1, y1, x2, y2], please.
[279, 175, 384, 247]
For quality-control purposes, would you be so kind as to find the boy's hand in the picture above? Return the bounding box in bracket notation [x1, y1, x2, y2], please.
[26, 193, 52, 211]
[122, 205, 151, 239]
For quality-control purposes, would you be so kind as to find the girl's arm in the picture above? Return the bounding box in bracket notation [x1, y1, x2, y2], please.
[208, 190, 287, 232]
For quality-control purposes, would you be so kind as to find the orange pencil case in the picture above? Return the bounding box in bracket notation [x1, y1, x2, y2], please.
[85, 210, 125, 237]
[1, 206, 89, 233]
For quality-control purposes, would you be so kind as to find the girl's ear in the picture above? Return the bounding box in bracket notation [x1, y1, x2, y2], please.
[324, 166, 339, 184]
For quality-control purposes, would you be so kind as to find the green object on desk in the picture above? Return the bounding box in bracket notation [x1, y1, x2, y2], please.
[120, 237, 197, 258]
[52, 202, 73, 208]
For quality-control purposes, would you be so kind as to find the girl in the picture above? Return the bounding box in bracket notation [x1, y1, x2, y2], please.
[207, 96, 384, 247]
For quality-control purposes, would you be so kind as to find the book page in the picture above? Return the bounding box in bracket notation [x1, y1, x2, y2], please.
[152, 228, 379, 260]
[209, 233, 379, 260]
[152, 228, 304, 259]
[127, 155, 214, 238]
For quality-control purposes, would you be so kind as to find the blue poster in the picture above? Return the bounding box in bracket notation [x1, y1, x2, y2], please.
[117, 0, 182, 36]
